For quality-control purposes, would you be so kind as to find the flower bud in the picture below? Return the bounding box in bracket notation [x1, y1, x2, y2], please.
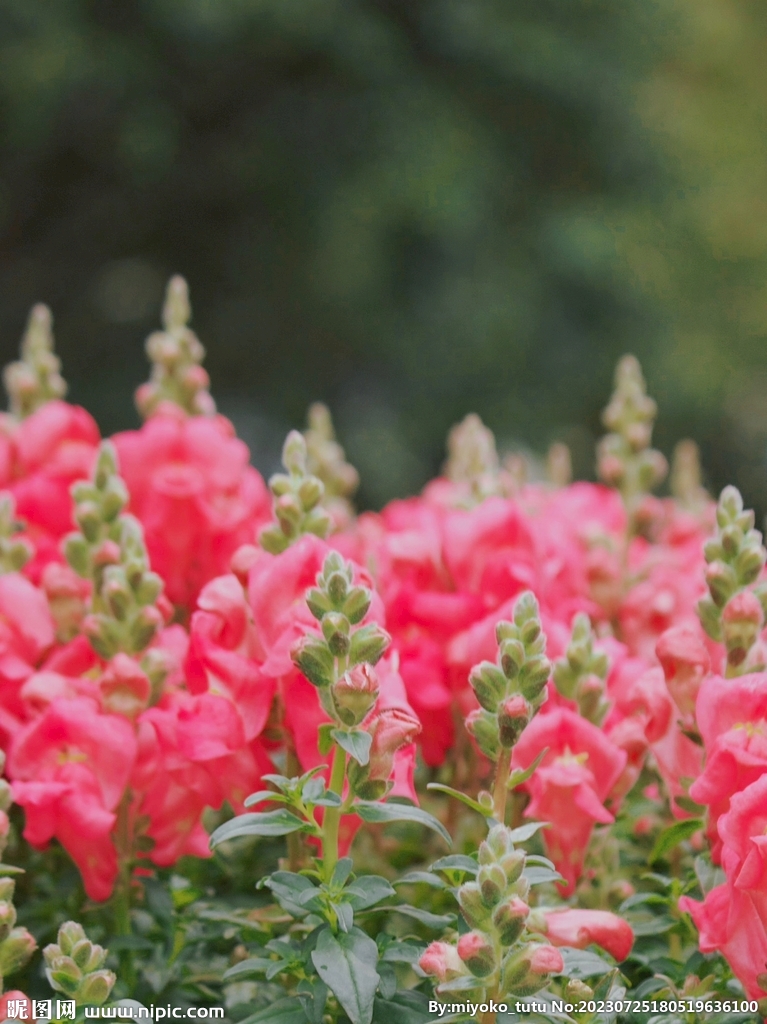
[298, 476, 324, 512]
[64, 533, 91, 576]
[45, 953, 82, 995]
[82, 614, 121, 660]
[331, 664, 379, 726]
[469, 662, 508, 712]
[342, 586, 372, 625]
[348, 624, 391, 666]
[499, 639, 525, 679]
[565, 980, 595, 1002]
[78, 969, 116, 1005]
[282, 431, 307, 475]
[705, 561, 738, 607]
[501, 943, 563, 996]
[518, 657, 551, 701]
[500, 850, 526, 885]
[0, 901, 17, 943]
[492, 896, 530, 946]
[290, 635, 334, 688]
[0, 781, 11, 814]
[487, 823, 514, 860]
[129, 604, 163, 651]
[457, 931, 496, 978]
[367, 707, 421, 775]
[325, 570, 349, 605]
[0, 927, 37, 976]
[458, 882, 491, 930]
[55, 922, 86, 956]
[478, 864, 507, 907]
[466, 709, 500, 760]
[418, 941, 466, 983]
[0, 879, 15, 903]
[498, 695, 530, 747]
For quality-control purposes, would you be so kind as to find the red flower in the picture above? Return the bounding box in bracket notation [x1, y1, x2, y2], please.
[512, 708, 626, 894]
[113, 411, 271, 608]
[535, 908, 634, 962]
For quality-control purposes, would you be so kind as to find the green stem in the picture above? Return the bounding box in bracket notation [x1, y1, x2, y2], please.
[322, 743, 348, 881]
[492, 746, 512, 824]
[113, 791, 136, 990]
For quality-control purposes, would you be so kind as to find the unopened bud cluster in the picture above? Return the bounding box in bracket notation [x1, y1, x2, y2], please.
[445, 414, 503, 504]
[64, 443, 168, 674]
[0, 753, 37, 988]
[419, 824, 562, 999]
[597, 355, 667, 522]
[3, 304, 67, 420]
[0, 494, 32, 574]
[304, 403, 359, 507]
[260, 431, 332, 554]
[670, 439, 709, 513]
[291, 552, 421, 798]
[466, 591, 550, 759]
[553, 613, 609, 725]
[43, 922, 115, 1006]
[136, 276, 215, 419]
[697, 485, 767, 676]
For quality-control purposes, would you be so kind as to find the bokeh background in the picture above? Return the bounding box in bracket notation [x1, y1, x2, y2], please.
[2, 0, 767, 511]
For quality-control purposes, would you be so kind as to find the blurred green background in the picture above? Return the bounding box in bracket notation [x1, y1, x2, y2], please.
[1, 0, 767, 511]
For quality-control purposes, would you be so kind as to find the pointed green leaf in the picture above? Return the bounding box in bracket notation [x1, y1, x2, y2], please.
[223, 957, 275, 981]
[426, 783, 487, 816]
[507, 747, 548, 790]
[345, 874, 396, 910]
[394, 871, 447, 889]
[318, 723, 335, 757]
[649, 819, 703, 864]
[210, 809, 308, 846]
[509, 820, 549, 844]
[236, 998, 309, 1024]
[243, 790, 288, 808]
[332, 728, 373, 766]
[355, 801, 450, 845]
[311, 928, 379, 1024]
[430, 855, 478, 875]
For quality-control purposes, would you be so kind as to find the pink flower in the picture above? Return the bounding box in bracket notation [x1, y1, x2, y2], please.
[3, 402, 100, 581]
[418, 941, 465, 983]
[656, 624, 710, 720]
[535, 908, 634, 962]
[680, 884, 767, 1000]
[690, 672, 767, 860]
[0, 573, 55, 738]
[9, 697, 137, 900]
[113, 411, 271, 608]
[512, 708, 627, 894]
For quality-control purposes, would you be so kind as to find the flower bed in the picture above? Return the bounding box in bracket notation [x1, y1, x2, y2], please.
[0, 278, 764, 1024]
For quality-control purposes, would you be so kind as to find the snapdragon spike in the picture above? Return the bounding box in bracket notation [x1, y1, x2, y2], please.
[553, 612, 609, 724]
[597, 355, 667, 525]
[304, 402, 359, 509]
[697, 485, 767, 675]
[259, 431, 332, 553]
[670, 439, 709, 512]
[3, 304, 67, 420]
[63, 441, 167, 676]
[135, 276, 215, 419]
[43, 922, 115, 1005]
[466, 591, 551, 759]
[444, 413, 502, 504]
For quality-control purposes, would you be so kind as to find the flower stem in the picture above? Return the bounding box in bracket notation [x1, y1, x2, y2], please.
[492, 746, 512, 823]
[322, 743, 348, 881]
[113, 791, 136, 990]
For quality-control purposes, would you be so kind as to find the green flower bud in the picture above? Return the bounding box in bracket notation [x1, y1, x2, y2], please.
[492, 896, 529, 946]
[64, 533, 91, 576]
[322, 611, 351, 657]
[457, 882, 491, 930]
[500, 850, 526, 884]
[469, 662, 507, 712]
[0, 879, 15, 903]
[0, 900, 17, 943]
[465, 709, 500, 760]
[342, 586, 372, 625]
[331, 665, 379, 727]
[306, 587, 332, 620]
[291, 635, 334, 688]
[0, 927, 37, 976]
[298, 476, 324, 511]
[487, 824, 514, 860]
[0, 780, 12, 814]
[56, 922, 87, 956]
[457, 931, 496, 979]
[478, 864, 507, 907]
[499, 638, 525, 679]
[78, 969, 116, 1005]
[348, 624, 391, 666]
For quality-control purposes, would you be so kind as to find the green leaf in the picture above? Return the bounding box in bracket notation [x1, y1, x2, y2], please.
[509, 821, 549, 844]
[694, 854, 726, 896]
[297, 978, 328, 1024]
[0, 865, 24, 876]
[369, 904, 456, 929]
[558, 947, 616, 977]
[264, 872, 319, 916]
[336, 901, 354, 932]
[311, 928, 380, 1024]
[430, 855, 478, 875]
[210, 809, 308, 846]
[649, 818, 703, 864]
[223, 957, 275, 980]
[525, 866, 564, 886]
[507, 747, 548, 790]
[380, 942, 425, 965]
[345, 874, 396, 909]
[394, 871, 447, 889]
[674, 794, 705, 814]
[355, 801, 451, 845]
[236, 998, 309, 1024]
[332, 728, 373, 766]
[243, 790, 288, 808]
[372, 990, 434, 1023]
[426, 783, 488, 816]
